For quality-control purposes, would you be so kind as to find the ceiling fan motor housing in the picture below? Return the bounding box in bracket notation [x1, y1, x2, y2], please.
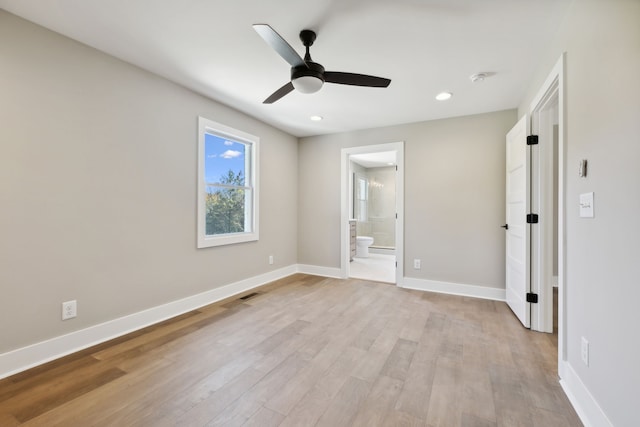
[291, 61, 325, 93]
[292, 61, 325, 82]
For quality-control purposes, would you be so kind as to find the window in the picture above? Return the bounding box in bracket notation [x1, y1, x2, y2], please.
[197, 117, 259, 248]
[354, 174, 368, 222]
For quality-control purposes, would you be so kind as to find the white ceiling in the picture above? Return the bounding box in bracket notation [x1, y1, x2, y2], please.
[0, 0, 571, 137]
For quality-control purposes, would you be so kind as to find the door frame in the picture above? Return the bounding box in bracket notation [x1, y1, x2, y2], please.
[529, 54, 566, 370]
[340, 142, 405, 286]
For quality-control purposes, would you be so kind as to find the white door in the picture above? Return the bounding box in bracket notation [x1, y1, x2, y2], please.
[505, 116, 530, 328]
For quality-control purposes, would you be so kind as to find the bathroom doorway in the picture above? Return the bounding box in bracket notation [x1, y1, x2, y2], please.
[340, 142, 404, 285]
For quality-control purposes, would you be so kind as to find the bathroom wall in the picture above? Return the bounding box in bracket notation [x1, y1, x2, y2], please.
[359, 166, 396, 248]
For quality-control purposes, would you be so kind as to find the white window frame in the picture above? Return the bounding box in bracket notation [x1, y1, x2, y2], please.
[197, 117, 259, 248]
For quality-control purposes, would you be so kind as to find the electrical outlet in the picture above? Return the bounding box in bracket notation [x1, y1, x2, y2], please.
[413, 259, 421, 270]
[581, 336, 589, 366]
[62, 300, 77, 320]
[269, 255, 274, 265]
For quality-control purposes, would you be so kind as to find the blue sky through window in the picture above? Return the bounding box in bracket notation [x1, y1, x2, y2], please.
[204, 133, 246, 185]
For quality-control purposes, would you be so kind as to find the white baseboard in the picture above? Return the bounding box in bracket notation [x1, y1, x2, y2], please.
[0, 265, 298, 380]
[296, 264, 343, 279]
[559, 361, 613, 427]
[402, 277, 506, 301]
[369, 247, 396, 255]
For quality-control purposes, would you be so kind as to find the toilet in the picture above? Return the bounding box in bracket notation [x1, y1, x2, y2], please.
[355, 236, 374, 258]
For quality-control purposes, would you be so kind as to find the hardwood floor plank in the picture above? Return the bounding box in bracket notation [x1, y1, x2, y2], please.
[277, 346, 367, 427]
[531, 406, 583, 427]
[379, 338, 418, 381]
[0, 412, 19, 427]
[241, 406, 284, 427]
[351, 315, 411, 382]
[460, 359, 497, 423]
[393, 359, 436, 421]
[461, 412, 498, 427]
[0, 354, 101, 402]
[261, 305, 379, 416]
[350, 375, 404, 427]
[489, 364, 534, 427]
[206, 352, 307, 426]
[18, 356, 175, 426]
[247, 319, 311, 355]
[171, 368, 267, 426]
[90, 309, 216, 361]
[315, 376, 372, 427]
[425, 356, 464, 427]
[263, 362, 327, 416]
[383, 410, 425, 426]
[399, 302, 430, 342]
[351, 315, 389, 351]
[7, 366, 126, 423]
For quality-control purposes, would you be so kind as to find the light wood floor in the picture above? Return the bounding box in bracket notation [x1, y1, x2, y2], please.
[0, 274, 582, 426]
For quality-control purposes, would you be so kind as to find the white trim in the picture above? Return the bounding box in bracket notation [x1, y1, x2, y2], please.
[528, 54, 567, 362]
[369, 247, 396, 255]
[559, 361, 614, 427]
[296, 264, 343, 279]
[0, 265, 297, 380]
[340, 142, 405, 287]
[402, 277, 506, 301]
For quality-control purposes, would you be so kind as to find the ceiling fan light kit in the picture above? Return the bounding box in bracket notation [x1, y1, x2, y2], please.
[253, 24, 391, 103]
[291, 61, 325, 93]
[292, 75, 323, 93]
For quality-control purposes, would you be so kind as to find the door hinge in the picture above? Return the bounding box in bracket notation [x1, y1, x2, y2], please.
[395, 261, 397, 268]
[526, 293, 538, 303]
[527, 135, 539, 145]
[526, 213, 539, 224]
[395, 165, 398, 171]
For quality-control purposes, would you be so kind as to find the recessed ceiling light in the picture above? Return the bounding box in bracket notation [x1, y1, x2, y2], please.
[310, 115, 323, 121]
[435, 92, 452, 101]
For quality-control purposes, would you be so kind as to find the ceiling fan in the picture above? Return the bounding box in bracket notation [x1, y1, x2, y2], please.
[253, 24, 391, 104]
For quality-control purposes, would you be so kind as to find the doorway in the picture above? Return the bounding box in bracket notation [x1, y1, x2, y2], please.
[340, 142, 404, 286]
[529, 54, 566, 374]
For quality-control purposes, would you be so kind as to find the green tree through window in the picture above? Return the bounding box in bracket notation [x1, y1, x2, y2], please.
[206, 170, 246, 235]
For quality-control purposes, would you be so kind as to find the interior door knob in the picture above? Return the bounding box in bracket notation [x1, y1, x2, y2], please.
[501, 224, 509, 230]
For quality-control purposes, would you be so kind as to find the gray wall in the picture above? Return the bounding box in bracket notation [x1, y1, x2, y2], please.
[518, 0, 640, 425]
[299, 110, 517, 288]
[0, 11, 298, 353]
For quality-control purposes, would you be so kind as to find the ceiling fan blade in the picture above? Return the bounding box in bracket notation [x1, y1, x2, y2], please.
[253, 24, 307, 68]
[324, 72, 391, 88]
[263, 82, 295, 104]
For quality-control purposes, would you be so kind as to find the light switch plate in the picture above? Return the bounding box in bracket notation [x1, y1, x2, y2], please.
[579, 192, 594, 218]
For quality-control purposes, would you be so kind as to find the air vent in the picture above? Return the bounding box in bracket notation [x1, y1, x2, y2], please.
[239, 292, 259, 301]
